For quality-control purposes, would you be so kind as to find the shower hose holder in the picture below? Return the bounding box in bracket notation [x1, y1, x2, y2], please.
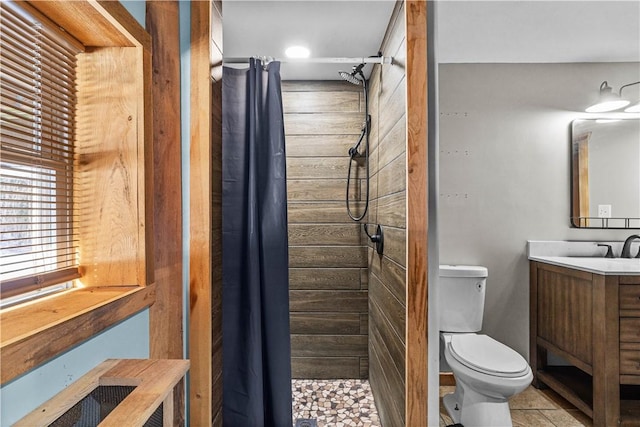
[365, 224, 384, 255]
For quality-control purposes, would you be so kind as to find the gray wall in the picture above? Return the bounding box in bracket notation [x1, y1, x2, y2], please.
[438, 62, 640, 360]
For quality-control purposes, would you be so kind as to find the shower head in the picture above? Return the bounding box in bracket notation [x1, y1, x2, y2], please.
[339, 71, 363, 86]
[338, 63, 366, 86]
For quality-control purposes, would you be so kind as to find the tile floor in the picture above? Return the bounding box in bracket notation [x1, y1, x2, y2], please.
[291, 379, 593, 427]
[292, 379, 381, 427]
[440, 385, 593, 427]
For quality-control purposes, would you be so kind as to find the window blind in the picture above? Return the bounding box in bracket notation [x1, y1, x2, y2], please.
[1, 1, 83, 299]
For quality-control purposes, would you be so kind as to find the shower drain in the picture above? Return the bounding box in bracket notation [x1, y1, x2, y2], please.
[294, 418, 318, 427]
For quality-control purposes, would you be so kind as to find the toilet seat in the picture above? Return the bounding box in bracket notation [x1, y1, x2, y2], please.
[448, 334, 529, 378]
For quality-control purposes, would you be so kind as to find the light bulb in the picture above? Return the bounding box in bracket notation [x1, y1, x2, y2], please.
[585, 99, 629, 113]
[624, 102, 640, 113]
[285, 46, 310, 58]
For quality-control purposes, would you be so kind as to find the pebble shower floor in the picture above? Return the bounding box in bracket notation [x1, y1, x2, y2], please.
[292, 379, 381, 427]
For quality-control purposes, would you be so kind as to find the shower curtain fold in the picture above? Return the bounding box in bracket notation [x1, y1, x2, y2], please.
[222, 59, 292, 427]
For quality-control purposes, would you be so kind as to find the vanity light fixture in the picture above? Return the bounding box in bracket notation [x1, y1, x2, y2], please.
[585, 80, 640, 113]
[625, 101, 640, 113]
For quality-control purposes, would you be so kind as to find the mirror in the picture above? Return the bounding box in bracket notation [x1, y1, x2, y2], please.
[571, 118, 640, 228]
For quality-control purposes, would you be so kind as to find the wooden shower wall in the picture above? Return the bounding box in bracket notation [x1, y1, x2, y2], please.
[283, 81, 369, 379]
[367, 2, 411, 426]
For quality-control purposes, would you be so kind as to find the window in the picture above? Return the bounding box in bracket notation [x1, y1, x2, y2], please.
[1, 0, 154, 385]
[0, 1, 82, 303]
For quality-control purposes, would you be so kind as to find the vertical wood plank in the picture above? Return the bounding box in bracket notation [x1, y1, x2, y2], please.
[592, 274, 620, 426]
[189, 1, 215, 426]
[530, 262, 546, 388]
[76, 48, 147, 286]
[405, 1, 428, 426]
[142, 46, 156, 289]
[173, 378, 185, 427]
[163, 389, 174, 427]
[146, 0, 183, 363]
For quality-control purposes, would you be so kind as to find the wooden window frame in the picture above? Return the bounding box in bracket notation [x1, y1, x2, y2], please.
[0, 0, 155, 385]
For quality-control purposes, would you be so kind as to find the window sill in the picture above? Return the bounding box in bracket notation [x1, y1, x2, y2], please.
[0, 285, 155, 384]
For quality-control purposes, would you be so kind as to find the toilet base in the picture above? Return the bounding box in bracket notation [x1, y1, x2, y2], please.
[443, 383, 513, 427]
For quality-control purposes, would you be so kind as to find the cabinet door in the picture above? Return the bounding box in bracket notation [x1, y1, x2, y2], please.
[537, 267, 594, 366]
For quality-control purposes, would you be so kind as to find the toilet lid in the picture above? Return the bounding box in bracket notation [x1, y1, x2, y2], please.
[448, 334, 530, 378]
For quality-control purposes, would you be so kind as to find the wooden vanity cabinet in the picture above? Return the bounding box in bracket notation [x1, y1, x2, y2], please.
[530, 261, 640, 426]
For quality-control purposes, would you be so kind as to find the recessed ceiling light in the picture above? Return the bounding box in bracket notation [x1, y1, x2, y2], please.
[285, 46, 310, 58]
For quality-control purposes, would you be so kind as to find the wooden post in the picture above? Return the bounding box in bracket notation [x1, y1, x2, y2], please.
[405, 1, 429, 425]
[146, 0, 183, 362]
[146, 3, 184, 424]
[189, 1, 224, 425]
[592, 274, 620, 426]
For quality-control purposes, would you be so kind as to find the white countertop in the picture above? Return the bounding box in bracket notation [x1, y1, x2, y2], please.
[529, 255, 640, 275]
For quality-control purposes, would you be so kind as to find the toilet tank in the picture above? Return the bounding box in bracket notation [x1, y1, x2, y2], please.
[438, 265, 488, 332]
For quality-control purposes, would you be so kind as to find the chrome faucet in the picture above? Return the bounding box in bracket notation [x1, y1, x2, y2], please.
[621, 234, 640, 258]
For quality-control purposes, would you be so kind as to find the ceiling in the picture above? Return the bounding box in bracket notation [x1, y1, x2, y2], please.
[223, 1, 640, 81]
[223, 1, 397, 80]
[437, 1, 640, 64]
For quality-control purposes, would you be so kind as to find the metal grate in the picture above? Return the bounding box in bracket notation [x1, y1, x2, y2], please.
[294, 419, 318, 427]
[50, 386, 162, 427]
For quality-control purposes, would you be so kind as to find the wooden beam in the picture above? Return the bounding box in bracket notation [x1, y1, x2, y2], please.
[146, 0, 183, 360]
[146, 3, 184, 424]
[26, 0, 150, 49]
[189, 1, 219, 425]
[405, 1, 429, 425]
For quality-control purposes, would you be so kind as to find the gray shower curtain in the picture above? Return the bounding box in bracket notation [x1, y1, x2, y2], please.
[221, 59, 292, 427]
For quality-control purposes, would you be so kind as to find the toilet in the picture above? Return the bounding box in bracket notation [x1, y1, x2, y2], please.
[439, 265, 532, 427]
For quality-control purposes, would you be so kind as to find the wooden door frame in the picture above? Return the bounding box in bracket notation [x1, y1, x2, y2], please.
[187, 1, 431, 425]
[189, 1, 223, 425]
[405, 1, 429, 425]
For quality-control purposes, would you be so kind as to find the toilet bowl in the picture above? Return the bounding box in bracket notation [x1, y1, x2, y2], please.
[438, 265, 532, 427]
[441, 333, 533, 427]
